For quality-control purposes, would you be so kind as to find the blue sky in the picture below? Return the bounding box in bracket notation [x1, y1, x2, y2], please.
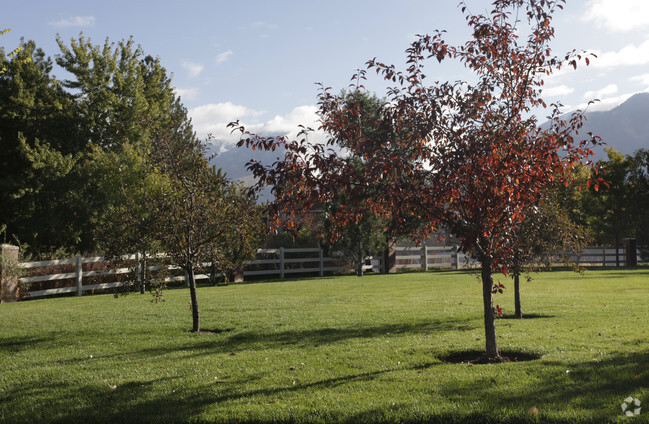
[4, 0, 649, 147]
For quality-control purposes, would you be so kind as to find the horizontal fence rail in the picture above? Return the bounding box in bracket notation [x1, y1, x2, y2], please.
[14, 245, 648, 299]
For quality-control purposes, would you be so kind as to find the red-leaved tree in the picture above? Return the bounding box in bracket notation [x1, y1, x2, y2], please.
[230, 0, 602, 360]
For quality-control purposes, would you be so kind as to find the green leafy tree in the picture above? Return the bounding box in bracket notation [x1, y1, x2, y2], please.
[0, 39, 80, 254]
[0, 34, 194, 255]
[55, 35, 178, 151]
[581, 148, 637, 265]
[96, 116, 264, 331]
[321, 89, 389, 276]
[1, 28, 24, 73]
[92, 142, 170, 294]
[629, 149, 649, 257]
[323, 186, 387, 277]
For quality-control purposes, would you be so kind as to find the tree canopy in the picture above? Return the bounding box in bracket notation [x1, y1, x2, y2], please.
[231, 0, 600, 360]
[0, 35, 192, 255]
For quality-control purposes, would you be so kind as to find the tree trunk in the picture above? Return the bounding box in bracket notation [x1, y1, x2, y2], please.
[140, 255, 147, 295]
[481, 257, 500, 358]
[356, 243, 364, 277]
[514, 271, 522, 319]
[187, 264, 200, 332]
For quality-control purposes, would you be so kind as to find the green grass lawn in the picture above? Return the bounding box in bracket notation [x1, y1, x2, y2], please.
[1, 268, 648, 423]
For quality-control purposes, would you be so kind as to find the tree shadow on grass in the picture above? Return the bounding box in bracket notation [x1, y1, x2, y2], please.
[3, 351, 647, 423]
[0, 335, 52, 351]
[11, 315, 479, 371]
[436, 350, 649, 423]
[0, 361, 442, 424]
[441, 349, 542, 364]
[135, 316, 479, 362]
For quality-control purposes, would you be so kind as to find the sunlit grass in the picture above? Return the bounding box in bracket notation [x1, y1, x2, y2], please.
[1, 267, 647, 423]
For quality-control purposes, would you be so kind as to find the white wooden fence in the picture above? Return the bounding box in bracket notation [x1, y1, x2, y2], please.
[20, 255, 132, 298]
[14, 245, 647, 299]
[17, 248, 372, 299]
[394, 245, 647, 270]
[244, 247, 373, 278]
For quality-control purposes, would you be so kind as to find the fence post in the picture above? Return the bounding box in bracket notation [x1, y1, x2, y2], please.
[280, 247, 285, 279]
[421, 245, 428, 271]
[454, 246, 460, 270]
[1, 244, 20, 303]
[602, 246, 606, 268]
[76, 255, 83, 296]
[318, 248, 324, 277]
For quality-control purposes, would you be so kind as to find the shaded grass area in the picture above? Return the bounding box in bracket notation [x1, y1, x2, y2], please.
[0, 268, 648, 423]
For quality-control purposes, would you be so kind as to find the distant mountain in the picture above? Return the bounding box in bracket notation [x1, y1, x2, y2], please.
[210, 92, 649, 184]
[207, 140, 286, 182]
[564, 92, 649, 161]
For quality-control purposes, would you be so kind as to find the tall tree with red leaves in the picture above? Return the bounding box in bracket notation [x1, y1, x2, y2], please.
[230, 0, 601, 360]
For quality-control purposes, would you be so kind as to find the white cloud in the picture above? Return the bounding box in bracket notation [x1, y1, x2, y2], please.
[583, 0, 649, 32]
[590, 39, 649, 69]
[583, 83, 618, 99]
[50, 16, 95, 27]
[541, 85, 574, 97]
[216, 50, 233, 65]
[256, 106, 319, 135]
[189, 102, 265, 141]
[181, 61, 204, 78]
[630, 73, 649, 88]
[543, 56, 595, 83]
[191, 102, 263, 123]
[189, 103, 320, 146]
[174, 87, 198, 101]
[575, 92, 637, 112]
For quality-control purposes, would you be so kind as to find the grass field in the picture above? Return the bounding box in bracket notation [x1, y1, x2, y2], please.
[1, 268, 648, 423]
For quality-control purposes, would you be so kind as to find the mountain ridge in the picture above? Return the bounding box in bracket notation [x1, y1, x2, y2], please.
[576, 92, 649, 160]
[209, 92, 649, 182]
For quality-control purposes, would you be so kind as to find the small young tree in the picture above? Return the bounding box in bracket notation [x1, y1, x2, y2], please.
[508, 191, 590, 318]
[96, 117, 263, 331]
[148, 125, 263, 332]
